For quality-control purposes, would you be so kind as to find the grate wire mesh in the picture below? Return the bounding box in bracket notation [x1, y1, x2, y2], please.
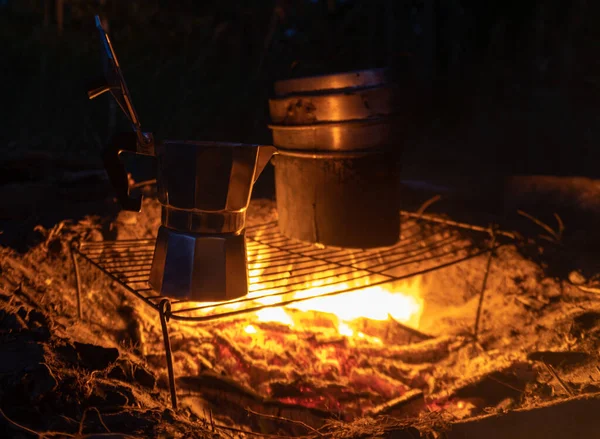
[75, 214, 503, 322]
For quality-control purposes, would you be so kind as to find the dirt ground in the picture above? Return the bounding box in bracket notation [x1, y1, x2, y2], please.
[1, 175, 599, 437]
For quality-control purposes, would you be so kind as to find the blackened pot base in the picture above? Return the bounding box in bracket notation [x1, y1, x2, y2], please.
[273, 151, 400, 249]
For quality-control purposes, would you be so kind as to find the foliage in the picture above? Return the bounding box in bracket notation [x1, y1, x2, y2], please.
[1, 0, 598, 173]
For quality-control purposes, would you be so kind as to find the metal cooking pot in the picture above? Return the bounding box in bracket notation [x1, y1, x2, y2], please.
[268, 68, 406, 248]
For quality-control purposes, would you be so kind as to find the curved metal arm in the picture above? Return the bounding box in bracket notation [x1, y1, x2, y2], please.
[103, 132, 147, 212]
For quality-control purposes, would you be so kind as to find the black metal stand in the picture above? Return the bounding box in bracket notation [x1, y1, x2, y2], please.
[69, 215, 513, 411]
[70, 240, 83, 320]
[158, 299, 178, 409]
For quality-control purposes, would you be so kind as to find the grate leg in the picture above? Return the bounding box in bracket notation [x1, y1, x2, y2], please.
[159, 299, 177, 410]
[473, 227, 497, 340]
[70, 240, 82, 320]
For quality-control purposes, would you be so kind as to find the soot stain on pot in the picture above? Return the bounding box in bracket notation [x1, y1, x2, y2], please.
[322, 158, 359, 184]
[284, 99, 317, 125]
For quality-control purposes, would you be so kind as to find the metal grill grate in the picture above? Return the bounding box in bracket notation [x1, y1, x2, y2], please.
[74, 213, 505, 322]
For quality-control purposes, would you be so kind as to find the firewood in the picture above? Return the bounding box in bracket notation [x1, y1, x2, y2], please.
[527, 351, 591, 368]
[178, 372, 265, 404]
[213, 330, 255, 367]
[365, 389, 425, 417]
[361, 335, 460, 364]
[443, 393, 600, 439]
[177, 372, 331, 429]
[268, 379, 379, 404]
[3, 253, 38, 282]
[347, 317, 431, 345]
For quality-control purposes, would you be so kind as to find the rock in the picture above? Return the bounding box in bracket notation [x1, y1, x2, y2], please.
[133, 365, 156, 389]
[55, 342, 79, 365]
[73, 342, 119, 371]
[88, 381, 137, 408]
[107, 363, 129, 382]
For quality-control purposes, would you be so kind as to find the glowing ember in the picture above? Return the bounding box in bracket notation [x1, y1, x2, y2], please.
[244, 324, 257, 334]
[167, 244, 428, 417]
[241, 279, 424, 338]
[242, 238, 425, 335]
[288, 284, 423, 327]
[255, 307, 294, 326]
[338, 322, 354, 337]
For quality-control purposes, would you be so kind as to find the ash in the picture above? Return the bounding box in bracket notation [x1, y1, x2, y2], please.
[1, 193, 600, 438]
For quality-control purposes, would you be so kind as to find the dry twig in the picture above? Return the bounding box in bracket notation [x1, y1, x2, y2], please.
[415, 194, 442, 215]
[130, 179, 157, 189]
[543, 362, 574, 396]
[366, 389, 424, 416]
[517, 209, 563, 242]
[400, 211, 516, 239]
[245, 407, 324, 437]
[575, 285, 600, 295]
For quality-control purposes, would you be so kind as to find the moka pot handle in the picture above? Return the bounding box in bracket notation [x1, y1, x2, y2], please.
[103, 131, 155, 212]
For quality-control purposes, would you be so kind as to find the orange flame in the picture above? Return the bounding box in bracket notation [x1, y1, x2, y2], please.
[250, 281, 423, 332]
[182, 239, 424, 339]
[241, 240, 424, 338]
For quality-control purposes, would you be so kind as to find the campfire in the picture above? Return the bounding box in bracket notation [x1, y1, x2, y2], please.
[181, 275, 426, 417]
[2, 2, 600, 437]
[75, 197, 465, 417]
[2, 192, 600, 437]
[54, 19, 600, 435]
[64, 193, 600, 432]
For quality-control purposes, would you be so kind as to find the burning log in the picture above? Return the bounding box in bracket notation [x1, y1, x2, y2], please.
[178, 372, 333, 429]
[443, 392, 600, 439]
[346, 316, 432, 345]
[365, 389, 425, 417]
[360, 335, 461, 364]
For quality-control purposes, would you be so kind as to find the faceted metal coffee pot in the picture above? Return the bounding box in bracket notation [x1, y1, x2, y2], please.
[149, 141, 276, 302]
[104, 135, 276, 302]
[268, 68, 403, 248]
[89, 16, 277, 302]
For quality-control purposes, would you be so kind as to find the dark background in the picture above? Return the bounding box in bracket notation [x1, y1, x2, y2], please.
[1, 0, 599, 180]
